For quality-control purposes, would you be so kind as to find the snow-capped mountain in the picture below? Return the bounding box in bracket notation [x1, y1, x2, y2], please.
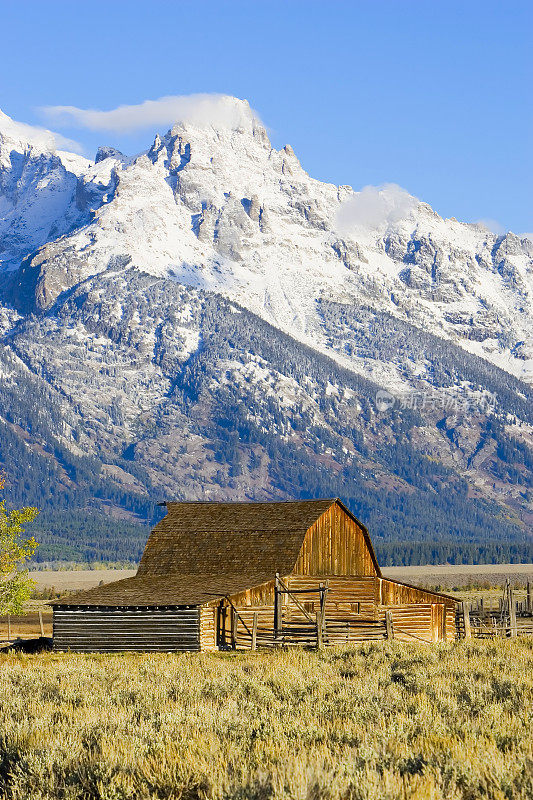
[0, 98, 531, 561]
[2, 98, 531, 384]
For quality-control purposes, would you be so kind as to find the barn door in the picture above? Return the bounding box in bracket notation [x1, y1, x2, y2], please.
[216, 602, 228, 649]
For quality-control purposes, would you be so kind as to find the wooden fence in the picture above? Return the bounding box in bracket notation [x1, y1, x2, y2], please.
[218, 575, 452, 649]
[0, 610, 52, 646]
[457, 580, 533, 639]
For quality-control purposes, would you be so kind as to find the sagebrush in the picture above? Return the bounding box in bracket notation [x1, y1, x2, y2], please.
[0, 640, 532, 800]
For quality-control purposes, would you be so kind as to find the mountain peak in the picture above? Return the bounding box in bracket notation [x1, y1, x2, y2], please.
[163, 96, 270, 150]
[0, 108, 60, 154]
[1, 101, 531, 386]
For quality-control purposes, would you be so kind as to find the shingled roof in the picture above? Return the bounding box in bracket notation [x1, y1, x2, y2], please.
[54, 499, 339, 607]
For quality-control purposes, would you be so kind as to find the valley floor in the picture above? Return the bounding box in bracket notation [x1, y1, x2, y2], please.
[0, 641, 531, 800]
[27, 563, 533, 592]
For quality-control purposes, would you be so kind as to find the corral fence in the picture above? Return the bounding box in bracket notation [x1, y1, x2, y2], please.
[220, 574, 452, 649]
[456, 580, 533, 639]
[3, 579, 533, 650]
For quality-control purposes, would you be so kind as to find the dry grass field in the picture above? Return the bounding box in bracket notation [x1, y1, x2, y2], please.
[382, 564, 533, 590]
[0, 640, 532, 800]
[26, 564, 533, 594]
[28, 569, 137, 592]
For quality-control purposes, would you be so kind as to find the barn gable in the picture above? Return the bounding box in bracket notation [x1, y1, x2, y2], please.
[293, 500, 381, 578]
[136, 499, 336, 579]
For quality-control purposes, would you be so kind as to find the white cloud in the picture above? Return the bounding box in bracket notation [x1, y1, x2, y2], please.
[0, 110, 84, 154]
[40, 94, 261, 134]
[335, 183, 419, 233]
[476, 218, 507, 235]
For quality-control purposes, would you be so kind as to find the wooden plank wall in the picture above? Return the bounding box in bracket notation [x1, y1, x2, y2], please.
[287, 575, 377, 616]
[380, 578, 455, 609]
[380, 605, 437, 642]
[293, 504, 378, 576]
[380, 579, 456, 641]
[199, 606, 217, 651]
[53, 608, 201, 652]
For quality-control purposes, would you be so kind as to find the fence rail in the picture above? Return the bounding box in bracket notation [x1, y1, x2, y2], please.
[457, 581, 533, 639]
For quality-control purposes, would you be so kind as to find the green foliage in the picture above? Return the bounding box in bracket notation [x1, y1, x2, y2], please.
[26, 510, 150, 564]
[0, 641, 532, 799]
[0, 476, 39, 614]
[375, 539, 533, 567]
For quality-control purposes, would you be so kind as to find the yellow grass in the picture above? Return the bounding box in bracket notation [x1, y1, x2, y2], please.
[0, 640, 532, 799]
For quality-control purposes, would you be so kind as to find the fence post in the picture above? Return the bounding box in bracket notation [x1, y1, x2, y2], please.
[231, 605, 238, 650]
[39, 609, 45, 637]
[319, 582, 328, 644]
[385, 610, 394, 640]
[504, 578, 510, 617]
[527, 581, 532, 614]
[274, 573, 282, 645]
[251, 612, 258, 651]
[7, 614, 11, 643]
[316, 611, 323, 649]
[462, 602, 471, 639]
[509, 589, 517, 638]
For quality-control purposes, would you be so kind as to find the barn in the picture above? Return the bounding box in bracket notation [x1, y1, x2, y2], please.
[52, 499, 458, 652]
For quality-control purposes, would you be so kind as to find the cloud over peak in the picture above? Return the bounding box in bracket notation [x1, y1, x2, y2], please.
[40, 94, 262, 134]
[0, 110, 84, 154]
[335, 183, 419, 232]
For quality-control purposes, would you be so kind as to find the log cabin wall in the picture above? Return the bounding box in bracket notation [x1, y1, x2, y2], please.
[53, 607, 200, 653]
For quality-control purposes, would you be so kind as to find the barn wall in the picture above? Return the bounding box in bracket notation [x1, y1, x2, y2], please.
[220, 579, 277, 608]
[199, 606, 217, 651]
[286, 575, 378, 616]
[380, 578, 455, 609]
[381, 604, 439, 642]
[53, 608, 200, 652]
[293, 503, 378, 577]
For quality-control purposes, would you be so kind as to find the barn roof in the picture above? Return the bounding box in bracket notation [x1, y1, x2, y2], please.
[53, 499, 341, 607]
[51, 573, 275, 607]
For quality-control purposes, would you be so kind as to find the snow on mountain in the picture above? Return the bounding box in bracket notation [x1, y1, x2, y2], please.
[2, 99, 531, 386]
[0, 109, 92, 271]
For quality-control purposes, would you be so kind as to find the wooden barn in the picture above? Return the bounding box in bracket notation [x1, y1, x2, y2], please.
[52, 499, 458, 652]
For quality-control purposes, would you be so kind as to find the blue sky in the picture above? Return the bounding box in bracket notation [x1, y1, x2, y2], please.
[2, 0, 531, 232]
